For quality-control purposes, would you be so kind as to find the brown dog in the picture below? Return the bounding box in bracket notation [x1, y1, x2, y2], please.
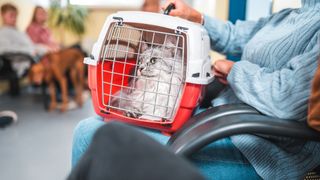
[29, 48, 85, 112]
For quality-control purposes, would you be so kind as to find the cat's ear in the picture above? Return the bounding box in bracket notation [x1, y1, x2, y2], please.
[164, 35, 177, 48]
[140, 41, 149, 52]
[164, 36, 179, 57]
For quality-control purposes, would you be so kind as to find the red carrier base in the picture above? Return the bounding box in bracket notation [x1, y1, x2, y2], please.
[88, 59, 203, 133]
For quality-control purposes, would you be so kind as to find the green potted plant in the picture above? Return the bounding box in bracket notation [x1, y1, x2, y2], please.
[48, 0, 88, 45]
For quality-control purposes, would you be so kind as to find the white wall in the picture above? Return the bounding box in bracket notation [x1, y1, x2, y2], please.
[193, 0, 217, 17]
[192, 0, 229, 61]
[31, 0, 50, 8]
[246, 0, 272, 20]
[69, 0, 144, 9]
[273, 0, 301, 12]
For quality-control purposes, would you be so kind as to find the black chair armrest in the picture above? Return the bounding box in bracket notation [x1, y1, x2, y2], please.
[1, 52, 35, 63]
[0, 53, 36, 78]
[168, 113, 320, 157]
[167, 104, 260, 145]
[199, 78, 226, 108]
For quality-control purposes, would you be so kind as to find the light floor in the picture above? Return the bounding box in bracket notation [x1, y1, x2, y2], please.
[0, 89, 95, 180]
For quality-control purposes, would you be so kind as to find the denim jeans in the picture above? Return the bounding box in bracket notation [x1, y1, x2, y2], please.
[72, 116, 261, 180]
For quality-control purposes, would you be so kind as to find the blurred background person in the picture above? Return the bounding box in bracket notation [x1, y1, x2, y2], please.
[26, 6, 60, 55]
[0, 3, 35, 96]
[0, 3, 35, 57]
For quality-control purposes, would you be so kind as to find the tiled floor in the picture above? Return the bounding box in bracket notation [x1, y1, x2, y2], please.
[0, 89, 95, 180]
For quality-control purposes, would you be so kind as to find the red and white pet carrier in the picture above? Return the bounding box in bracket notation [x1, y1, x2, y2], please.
[85, 11, 213, 133]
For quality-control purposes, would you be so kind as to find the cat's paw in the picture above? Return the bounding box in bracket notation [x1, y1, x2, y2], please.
[125, 111, 142, 118]
[124, 107, 142, 118]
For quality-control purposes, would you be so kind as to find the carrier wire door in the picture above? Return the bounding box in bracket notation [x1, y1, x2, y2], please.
[85, 11, 213, 132]
[102, 22, 185, 122]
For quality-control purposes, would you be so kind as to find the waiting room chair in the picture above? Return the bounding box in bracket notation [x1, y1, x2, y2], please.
[168, 80, 320, 180]
[0, 53, 35, 96]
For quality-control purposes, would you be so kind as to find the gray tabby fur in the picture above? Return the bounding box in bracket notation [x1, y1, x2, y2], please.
[110, 37, 183, 121]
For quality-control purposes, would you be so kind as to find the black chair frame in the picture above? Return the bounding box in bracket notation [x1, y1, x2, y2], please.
[167, 80, 320, 179]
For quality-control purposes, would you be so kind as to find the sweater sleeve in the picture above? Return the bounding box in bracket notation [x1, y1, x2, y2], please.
[203, 15, 268, 56]
[203, 9, 292, 56]
[227, 32, 320, 119]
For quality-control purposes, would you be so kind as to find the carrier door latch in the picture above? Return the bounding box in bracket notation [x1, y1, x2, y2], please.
[175, 26, 188, 34]
[113, 17, 124, 26]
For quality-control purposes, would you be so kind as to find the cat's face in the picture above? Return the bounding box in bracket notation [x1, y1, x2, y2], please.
[138, 38, 182, 77]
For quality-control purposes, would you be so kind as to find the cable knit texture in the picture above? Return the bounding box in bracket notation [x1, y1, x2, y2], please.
[204, 0, 320, 179]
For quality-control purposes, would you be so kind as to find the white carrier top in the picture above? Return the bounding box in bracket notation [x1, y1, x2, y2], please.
[85, 11, 213, 85]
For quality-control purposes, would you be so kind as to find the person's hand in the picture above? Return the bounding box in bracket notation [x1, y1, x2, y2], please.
[162, 0, 202, 24]
[212, 59, 235, 85]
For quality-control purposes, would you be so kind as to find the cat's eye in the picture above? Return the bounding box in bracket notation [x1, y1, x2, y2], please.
[150, 57, 157, 64]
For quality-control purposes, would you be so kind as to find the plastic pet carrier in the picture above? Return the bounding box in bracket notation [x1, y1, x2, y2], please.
[85, 10, 213, 133]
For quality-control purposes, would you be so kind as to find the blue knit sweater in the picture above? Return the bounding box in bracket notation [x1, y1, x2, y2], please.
[204, 0, 320, 179]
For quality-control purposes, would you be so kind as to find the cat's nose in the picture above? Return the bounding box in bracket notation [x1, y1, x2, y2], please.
[139, 67, 146, 73]
[138, 65, 145, 71]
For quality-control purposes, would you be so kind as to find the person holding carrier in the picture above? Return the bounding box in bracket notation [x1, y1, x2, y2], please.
[71, 0, 320, 179]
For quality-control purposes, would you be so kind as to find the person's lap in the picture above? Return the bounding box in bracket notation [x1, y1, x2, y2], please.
[72, 116, 170, 166]
[72, 116, 261, 180]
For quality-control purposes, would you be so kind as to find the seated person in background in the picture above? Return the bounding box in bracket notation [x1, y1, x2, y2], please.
[26, 6, 60, 55]
[0, 3, 36, 95]
[0, 3, 35, 57]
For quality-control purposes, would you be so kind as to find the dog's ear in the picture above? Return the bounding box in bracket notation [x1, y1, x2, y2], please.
[29, 63, 45, 85]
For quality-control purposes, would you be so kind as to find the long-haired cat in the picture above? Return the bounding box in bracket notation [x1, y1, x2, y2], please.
[110, 36, 183, 121]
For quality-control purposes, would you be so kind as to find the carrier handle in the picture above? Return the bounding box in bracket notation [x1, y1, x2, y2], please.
[164, 3, 175, 15]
